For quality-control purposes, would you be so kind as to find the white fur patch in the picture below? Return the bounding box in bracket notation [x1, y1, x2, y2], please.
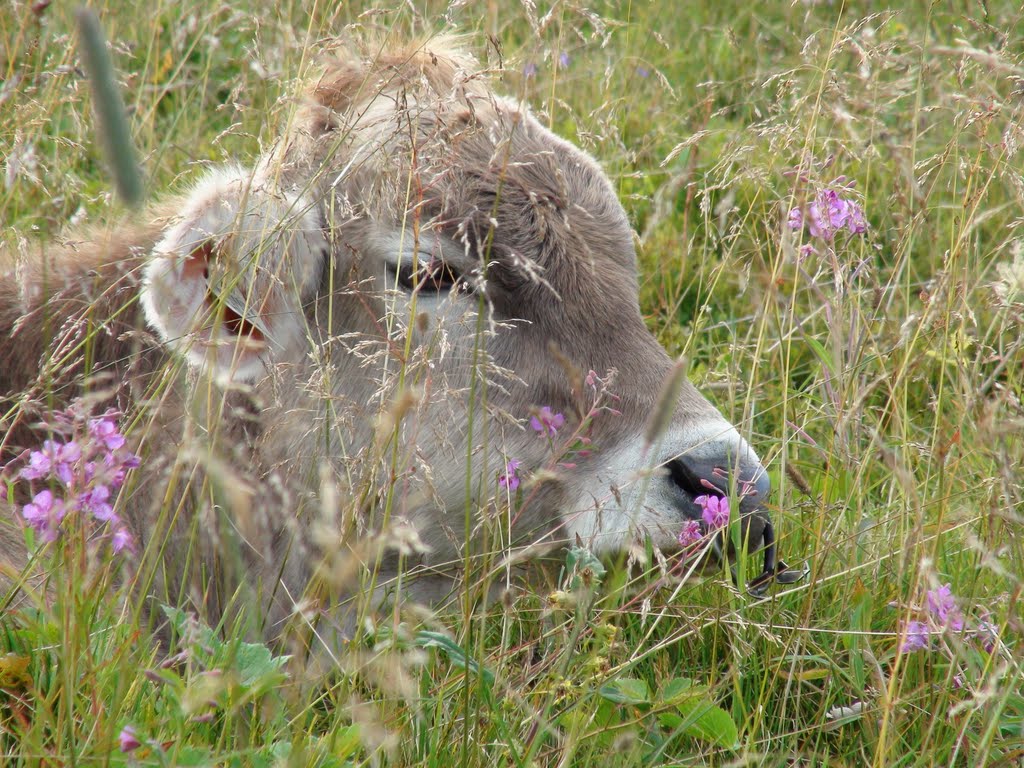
[563, 419, 763, 553]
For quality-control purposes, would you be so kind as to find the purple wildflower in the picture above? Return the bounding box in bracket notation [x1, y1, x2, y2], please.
[90, 415, 126, 450]
[901, 620, 931, 652]
[105, 449, 141, 487]
[16, 407, 138, 555]
[523, 62, 537, 77]
[677, 519, 703, 548]
[22, 489, 66, 542]
[925, 583, 955, 619]
[118, 725, 141, 753]
[694, 494, 730, 529]
[789, 181, 868, 241]
[79, 485, 115, 521]
[20, 446, 54, 480]
[846, 203, 867, 234]
[46, 440, 81, 486]
[499, 459, 521, 492]
[636, 66, 650, 78]
[805, 198, 831, 239]
[57, 440, 81, 462]
[111, 527, 134, 554]
[22, 439, 81, 486]
[558, 52, 570, 69]
[787, 207, 803, 231]
[926, 583, 965, 632]
[973, 620, 999, 653]
[819, 190, 852, 238]
[530, 406, 565, 437]
[901, 583, 1001, 655]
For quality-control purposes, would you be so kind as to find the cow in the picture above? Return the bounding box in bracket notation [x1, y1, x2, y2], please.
[0, 37, 785, 648]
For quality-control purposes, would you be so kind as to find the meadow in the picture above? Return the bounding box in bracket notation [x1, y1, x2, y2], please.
[1, 1, 1022, 765]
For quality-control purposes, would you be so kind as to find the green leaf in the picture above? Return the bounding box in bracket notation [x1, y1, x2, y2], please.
[658, 712, 684, 730]
[673, 698, 740, 750]
[658, 677, 708, 706]
[75, 9, 145, 207]
[233, 640, 289, 690]
[804, 336, 837, 377]
[998, 712, 1023, 738]
[169, 746, 216, 766]
[560, 704, 622, 749]
[414, 630, 494, 687]
[566, 545, 606, 590]
[598, 677, 650, 706]
[249, 738, 357, 768]
[161, 605, 217, 652]
[228, 743, 287, 768]
[331, 725, 363, 760]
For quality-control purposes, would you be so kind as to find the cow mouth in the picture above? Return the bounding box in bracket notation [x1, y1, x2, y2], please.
[682, 501, 807, 596]
[666, 459, 807, 596]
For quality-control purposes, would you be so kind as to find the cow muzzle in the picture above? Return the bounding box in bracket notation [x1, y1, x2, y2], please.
[665, 455, 806, 595]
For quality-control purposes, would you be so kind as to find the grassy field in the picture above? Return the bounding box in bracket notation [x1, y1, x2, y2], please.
[2, 1, 1023, 765]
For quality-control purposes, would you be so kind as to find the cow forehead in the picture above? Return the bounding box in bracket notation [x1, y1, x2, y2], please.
[403, 106, 640, 291]
[298, 44, 639, 281]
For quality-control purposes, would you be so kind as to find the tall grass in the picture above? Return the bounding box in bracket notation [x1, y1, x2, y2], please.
[2, 1, 1022, 766]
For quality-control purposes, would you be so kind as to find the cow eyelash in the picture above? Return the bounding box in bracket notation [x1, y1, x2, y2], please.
[393, 257, 461, 294]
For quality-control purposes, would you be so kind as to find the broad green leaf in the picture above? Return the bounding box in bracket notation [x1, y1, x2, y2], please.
[804, 336, 837, 377]
[787, 667, 830, 682]
[169, 746, 216, 766]
[660, 713, 683, 726]
[331, 724, 363, 759]
[598, 677, 650, 706]
[233, 640, 289, 689]
[561, 705, 622, 749]
[161, 605, 217, 651]
[566, 545, 606, 590]
[228, 744, 284, 768]
[674, 697, 740, 750]
[658, 677, 708, 706]
[997, 716, 1023, 738]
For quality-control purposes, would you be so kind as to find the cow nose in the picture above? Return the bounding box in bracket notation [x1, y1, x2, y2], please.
[666, 453, 773, 557]
[665, 455, 771, 512]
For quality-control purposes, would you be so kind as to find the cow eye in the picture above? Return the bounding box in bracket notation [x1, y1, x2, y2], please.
[395, 257, 461, 294]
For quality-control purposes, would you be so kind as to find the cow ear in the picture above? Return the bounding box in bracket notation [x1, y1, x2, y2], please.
[141, 167, 327, 382]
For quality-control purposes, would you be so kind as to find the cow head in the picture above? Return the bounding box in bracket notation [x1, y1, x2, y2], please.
[140, 38, 775, 592]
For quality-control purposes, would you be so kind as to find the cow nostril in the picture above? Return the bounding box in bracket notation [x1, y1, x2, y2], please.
[666, 457, 713, 500]
[666, 456, 771, 508]
[748, 470, 771, 507]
